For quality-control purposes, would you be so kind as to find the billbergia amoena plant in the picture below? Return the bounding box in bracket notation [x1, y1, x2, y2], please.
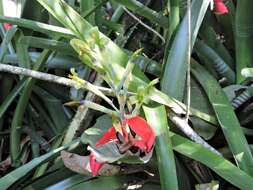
[0, 0, 253, 190]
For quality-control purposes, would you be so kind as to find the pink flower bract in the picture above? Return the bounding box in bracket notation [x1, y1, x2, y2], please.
[214, 0, 229, 14]
[3, 23, 12, 30]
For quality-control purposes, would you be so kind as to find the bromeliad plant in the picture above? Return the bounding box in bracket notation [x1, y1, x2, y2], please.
[2, 0, 253, 190]
[69, 41, 156, 176]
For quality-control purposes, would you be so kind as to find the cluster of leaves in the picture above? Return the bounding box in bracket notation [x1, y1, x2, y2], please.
[0, 0, 253, 190]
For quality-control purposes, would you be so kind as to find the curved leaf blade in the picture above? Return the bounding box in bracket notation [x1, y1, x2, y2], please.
[144, 105, 178, 190]
[191, 61, 253, 176]
[171, 132, 253, 190]
[161, 0, 211, 101]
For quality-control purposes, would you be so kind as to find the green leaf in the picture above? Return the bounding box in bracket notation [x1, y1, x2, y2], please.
[161, 0, 211, 101]
[235, 0, 253, 82]
[167, 0, 180, 43]
[33, 135, 64, 178]
[35, 0, 92, 40]
[10, 50, 52, 165]
[4, 52, 81, 70]
[171, 132, 253, 190]
[19, 36, 76, 56]
[0, 16, 74, 38]
[0, 26, 17, 61]
[36, 0, 217, 125]
[33, 86, 70, 133]
[24, 168, 78, 190]
[199, 18, 234, 70]
[80, 0, 95, 24]
[0, 78, 26, 119]
[144, 105, 178, 190]
[194, 40, 235, 84]
[191, 61, 253, 176]
[113, 0, 168, 28]
[190, 78, 216, 140]
[14, 30, 31, 68]
[0, 139, 80, 190]
[66, 176, 131, 190]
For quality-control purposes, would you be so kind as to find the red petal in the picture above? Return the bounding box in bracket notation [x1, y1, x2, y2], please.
[3, 23, 12, 30]
[126, 116, 155, 152]
[89, 154, 104, 176]
[214, 0, 229, 14]
[95, 127, 117, 147]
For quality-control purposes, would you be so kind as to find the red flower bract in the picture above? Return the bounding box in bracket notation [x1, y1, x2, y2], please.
[95, 127, 118, 147]
[126, 116, 155, 153]
[3, 23, 12, 30]
[89, 154, 104, 176]
[214, 0, 229, 14]
[89, 116, 155, 176]
[94, 116, 155, 152]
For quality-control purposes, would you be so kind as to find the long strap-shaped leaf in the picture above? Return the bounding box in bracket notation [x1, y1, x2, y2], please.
[0, 16, 74, 38]
[199, 22, 234, 70]
[144, 105, 178, 190]
[194, 40, 235, 84]
[235, 0, 253, 83]
[161, 0, 211, 101]
[191, 61, 253, 176]
[1, 129, 253, 190]
[35, 0, 216, 125]
[11, 50, 51, 165]
[171, 132, 253, 190]
[35, 0, 91, 40]
[0, 139, 80, 190]
[113, 0, 168, 28]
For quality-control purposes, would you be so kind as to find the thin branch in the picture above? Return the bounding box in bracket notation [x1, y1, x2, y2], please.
[0, 63, 134, 97]
[169, 112, 221, 156]
[185, 0, 191, 122]
[123, 7, 165, 44]
[62, 76, 103, 145]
